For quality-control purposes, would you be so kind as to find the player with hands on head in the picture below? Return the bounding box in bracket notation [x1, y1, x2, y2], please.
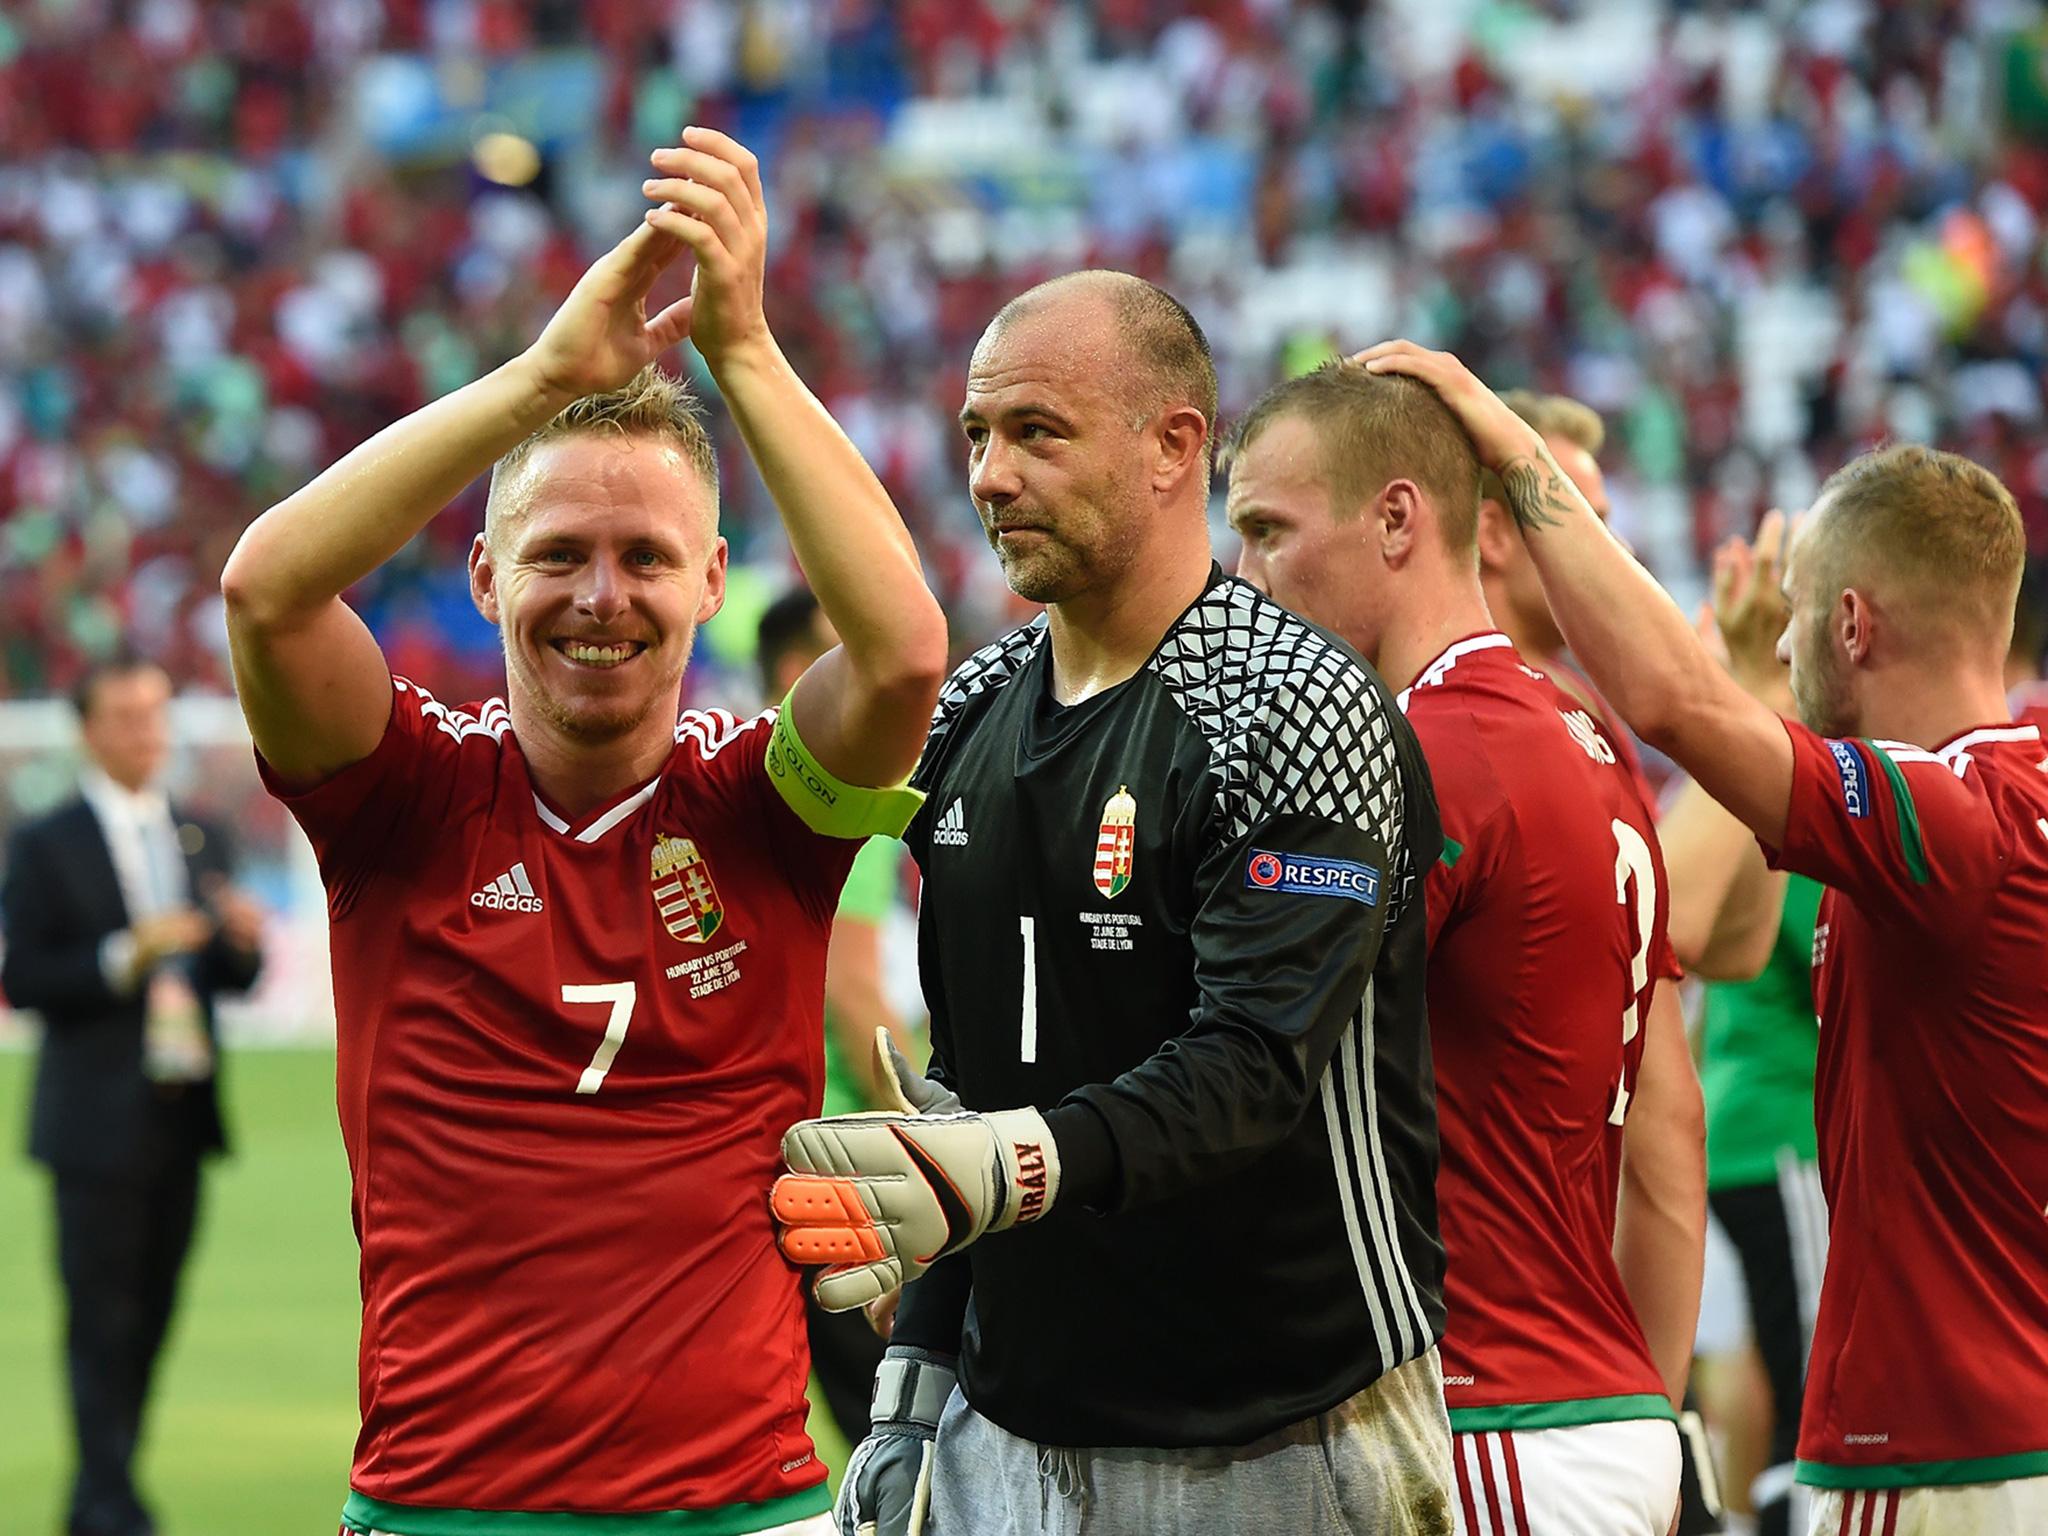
[221, 128, 944, 1536]
[1361, 339, 2048, 1536]
[1223, 361, 1703, 1536]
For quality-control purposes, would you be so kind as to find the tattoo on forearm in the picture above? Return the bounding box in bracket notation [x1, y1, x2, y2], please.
[1499, 457, 1576, 533]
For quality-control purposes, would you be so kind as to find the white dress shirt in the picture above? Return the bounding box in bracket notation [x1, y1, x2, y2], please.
[80, 766, 190, 993]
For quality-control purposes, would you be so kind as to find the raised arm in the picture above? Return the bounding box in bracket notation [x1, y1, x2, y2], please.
[222, 212, 701, 786]
[642, 128, 945, 789]
[1661, 773, 1761, 973]
[1665, 784, 1785, 981]
[1360, 342, 1794, 846]
[1663, 523, 1802, 977]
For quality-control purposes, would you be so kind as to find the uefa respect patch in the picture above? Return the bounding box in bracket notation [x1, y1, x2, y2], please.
[1244, 849, 1380, 906]
[1827, 739, 1871, 819]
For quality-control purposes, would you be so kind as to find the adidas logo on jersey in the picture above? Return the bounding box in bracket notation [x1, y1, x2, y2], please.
[471, 861, 544, 913]
[933, 798, 970, 847]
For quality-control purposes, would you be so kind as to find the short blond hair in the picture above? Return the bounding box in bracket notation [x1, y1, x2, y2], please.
[1500, 389, 1604, 454]
[1480, 389, 1604, 507]
[486, 365, 718, 545]
[1804, 443, 2024, 651]
[1224, 362, 1482, 553]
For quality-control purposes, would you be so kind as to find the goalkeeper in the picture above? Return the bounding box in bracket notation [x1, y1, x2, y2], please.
[770, 272, 1452, 1535]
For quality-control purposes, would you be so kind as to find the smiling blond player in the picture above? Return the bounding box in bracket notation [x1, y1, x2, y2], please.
[220, 129, 945, 1536]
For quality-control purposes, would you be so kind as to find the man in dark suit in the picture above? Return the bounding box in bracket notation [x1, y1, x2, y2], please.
[0, 655, 263, 1536]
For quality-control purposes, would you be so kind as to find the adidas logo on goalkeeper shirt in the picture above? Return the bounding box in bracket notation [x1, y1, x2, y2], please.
[471, 861, 544, 912]
[933, 798, 970, 847]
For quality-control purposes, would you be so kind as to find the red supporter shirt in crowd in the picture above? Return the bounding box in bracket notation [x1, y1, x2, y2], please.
[1401, 633, 1675, 1432]
[1767, 719, 2048, 1490]
[262, 678, 857, 1535]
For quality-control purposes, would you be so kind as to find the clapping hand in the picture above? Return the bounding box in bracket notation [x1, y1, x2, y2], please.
[519, 125, 772, 403]
[640, 127, 771, 372]
[1710, 510, 1795, 711]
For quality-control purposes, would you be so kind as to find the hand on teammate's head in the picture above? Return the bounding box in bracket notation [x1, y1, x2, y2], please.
[1710, 509, 1794, 710]
[1351, 340, 1547, 479]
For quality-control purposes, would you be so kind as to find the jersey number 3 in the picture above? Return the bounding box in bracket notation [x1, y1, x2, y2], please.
[1609, 819, 1656, 1126]
[562, 982, 636, 1094]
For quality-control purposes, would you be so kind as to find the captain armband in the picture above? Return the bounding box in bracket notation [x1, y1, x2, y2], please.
[765, 696, 925, 841]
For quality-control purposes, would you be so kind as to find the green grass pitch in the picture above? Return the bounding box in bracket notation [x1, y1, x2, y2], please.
[0, 1048, 849, 1534]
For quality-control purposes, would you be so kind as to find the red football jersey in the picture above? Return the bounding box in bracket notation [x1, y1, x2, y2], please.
[262, 679, 853, 1531]
[1767, 719, 2048, 1489]
[1550, 653, 1662, 818]
[1402, 633, 1674, 1430]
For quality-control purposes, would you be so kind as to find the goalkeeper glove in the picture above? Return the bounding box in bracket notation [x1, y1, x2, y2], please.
[773, 1091, 1060, 1311]
[834, 1346, 954, 1536]
[870, 1027, 962, 1117]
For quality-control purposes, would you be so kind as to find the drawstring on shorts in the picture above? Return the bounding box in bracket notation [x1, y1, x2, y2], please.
[1036, 1443, 1090, 1518]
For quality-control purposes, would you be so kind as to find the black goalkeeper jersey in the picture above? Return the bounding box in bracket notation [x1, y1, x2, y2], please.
[897, 568, 1446, 1448]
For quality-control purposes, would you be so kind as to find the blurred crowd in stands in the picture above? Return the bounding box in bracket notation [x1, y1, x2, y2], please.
[3, 0, 2047, 707]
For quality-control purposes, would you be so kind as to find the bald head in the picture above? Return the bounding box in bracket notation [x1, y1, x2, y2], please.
[980, 271, 1218, 457]
[960, 271, 1216, 606]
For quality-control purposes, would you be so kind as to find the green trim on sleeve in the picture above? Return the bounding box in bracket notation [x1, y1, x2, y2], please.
[764, 696, 924, 840]
[341, 1484, 831, 1535]
[1448, 1393, 1677, 1433]
[1863, 740, 1930, 886]
[1439, 838, 1464, 870]
[1796, 1448, 2048, 1489]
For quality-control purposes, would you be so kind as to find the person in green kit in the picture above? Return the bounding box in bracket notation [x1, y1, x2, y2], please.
[1662, 515, 1823, 1536]
[756, 584, 922, 1438]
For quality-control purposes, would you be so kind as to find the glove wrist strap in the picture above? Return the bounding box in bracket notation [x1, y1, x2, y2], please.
[871, 1348, 956, 1430]
[984, 1106, 1061, 1231]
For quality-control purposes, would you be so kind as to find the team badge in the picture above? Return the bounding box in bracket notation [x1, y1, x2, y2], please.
[652, 832, 724, 942]
[1092, 786, 1137, 900]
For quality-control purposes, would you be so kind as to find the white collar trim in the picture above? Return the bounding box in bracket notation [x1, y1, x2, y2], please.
[532, 778, 660, 844]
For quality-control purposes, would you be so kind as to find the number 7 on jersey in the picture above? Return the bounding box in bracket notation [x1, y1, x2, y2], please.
[562, 981, 636, 1094]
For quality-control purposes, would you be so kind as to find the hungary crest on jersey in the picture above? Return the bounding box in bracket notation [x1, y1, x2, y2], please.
[652, 832, 724, 943]
[1092, 786, 1137, 899]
